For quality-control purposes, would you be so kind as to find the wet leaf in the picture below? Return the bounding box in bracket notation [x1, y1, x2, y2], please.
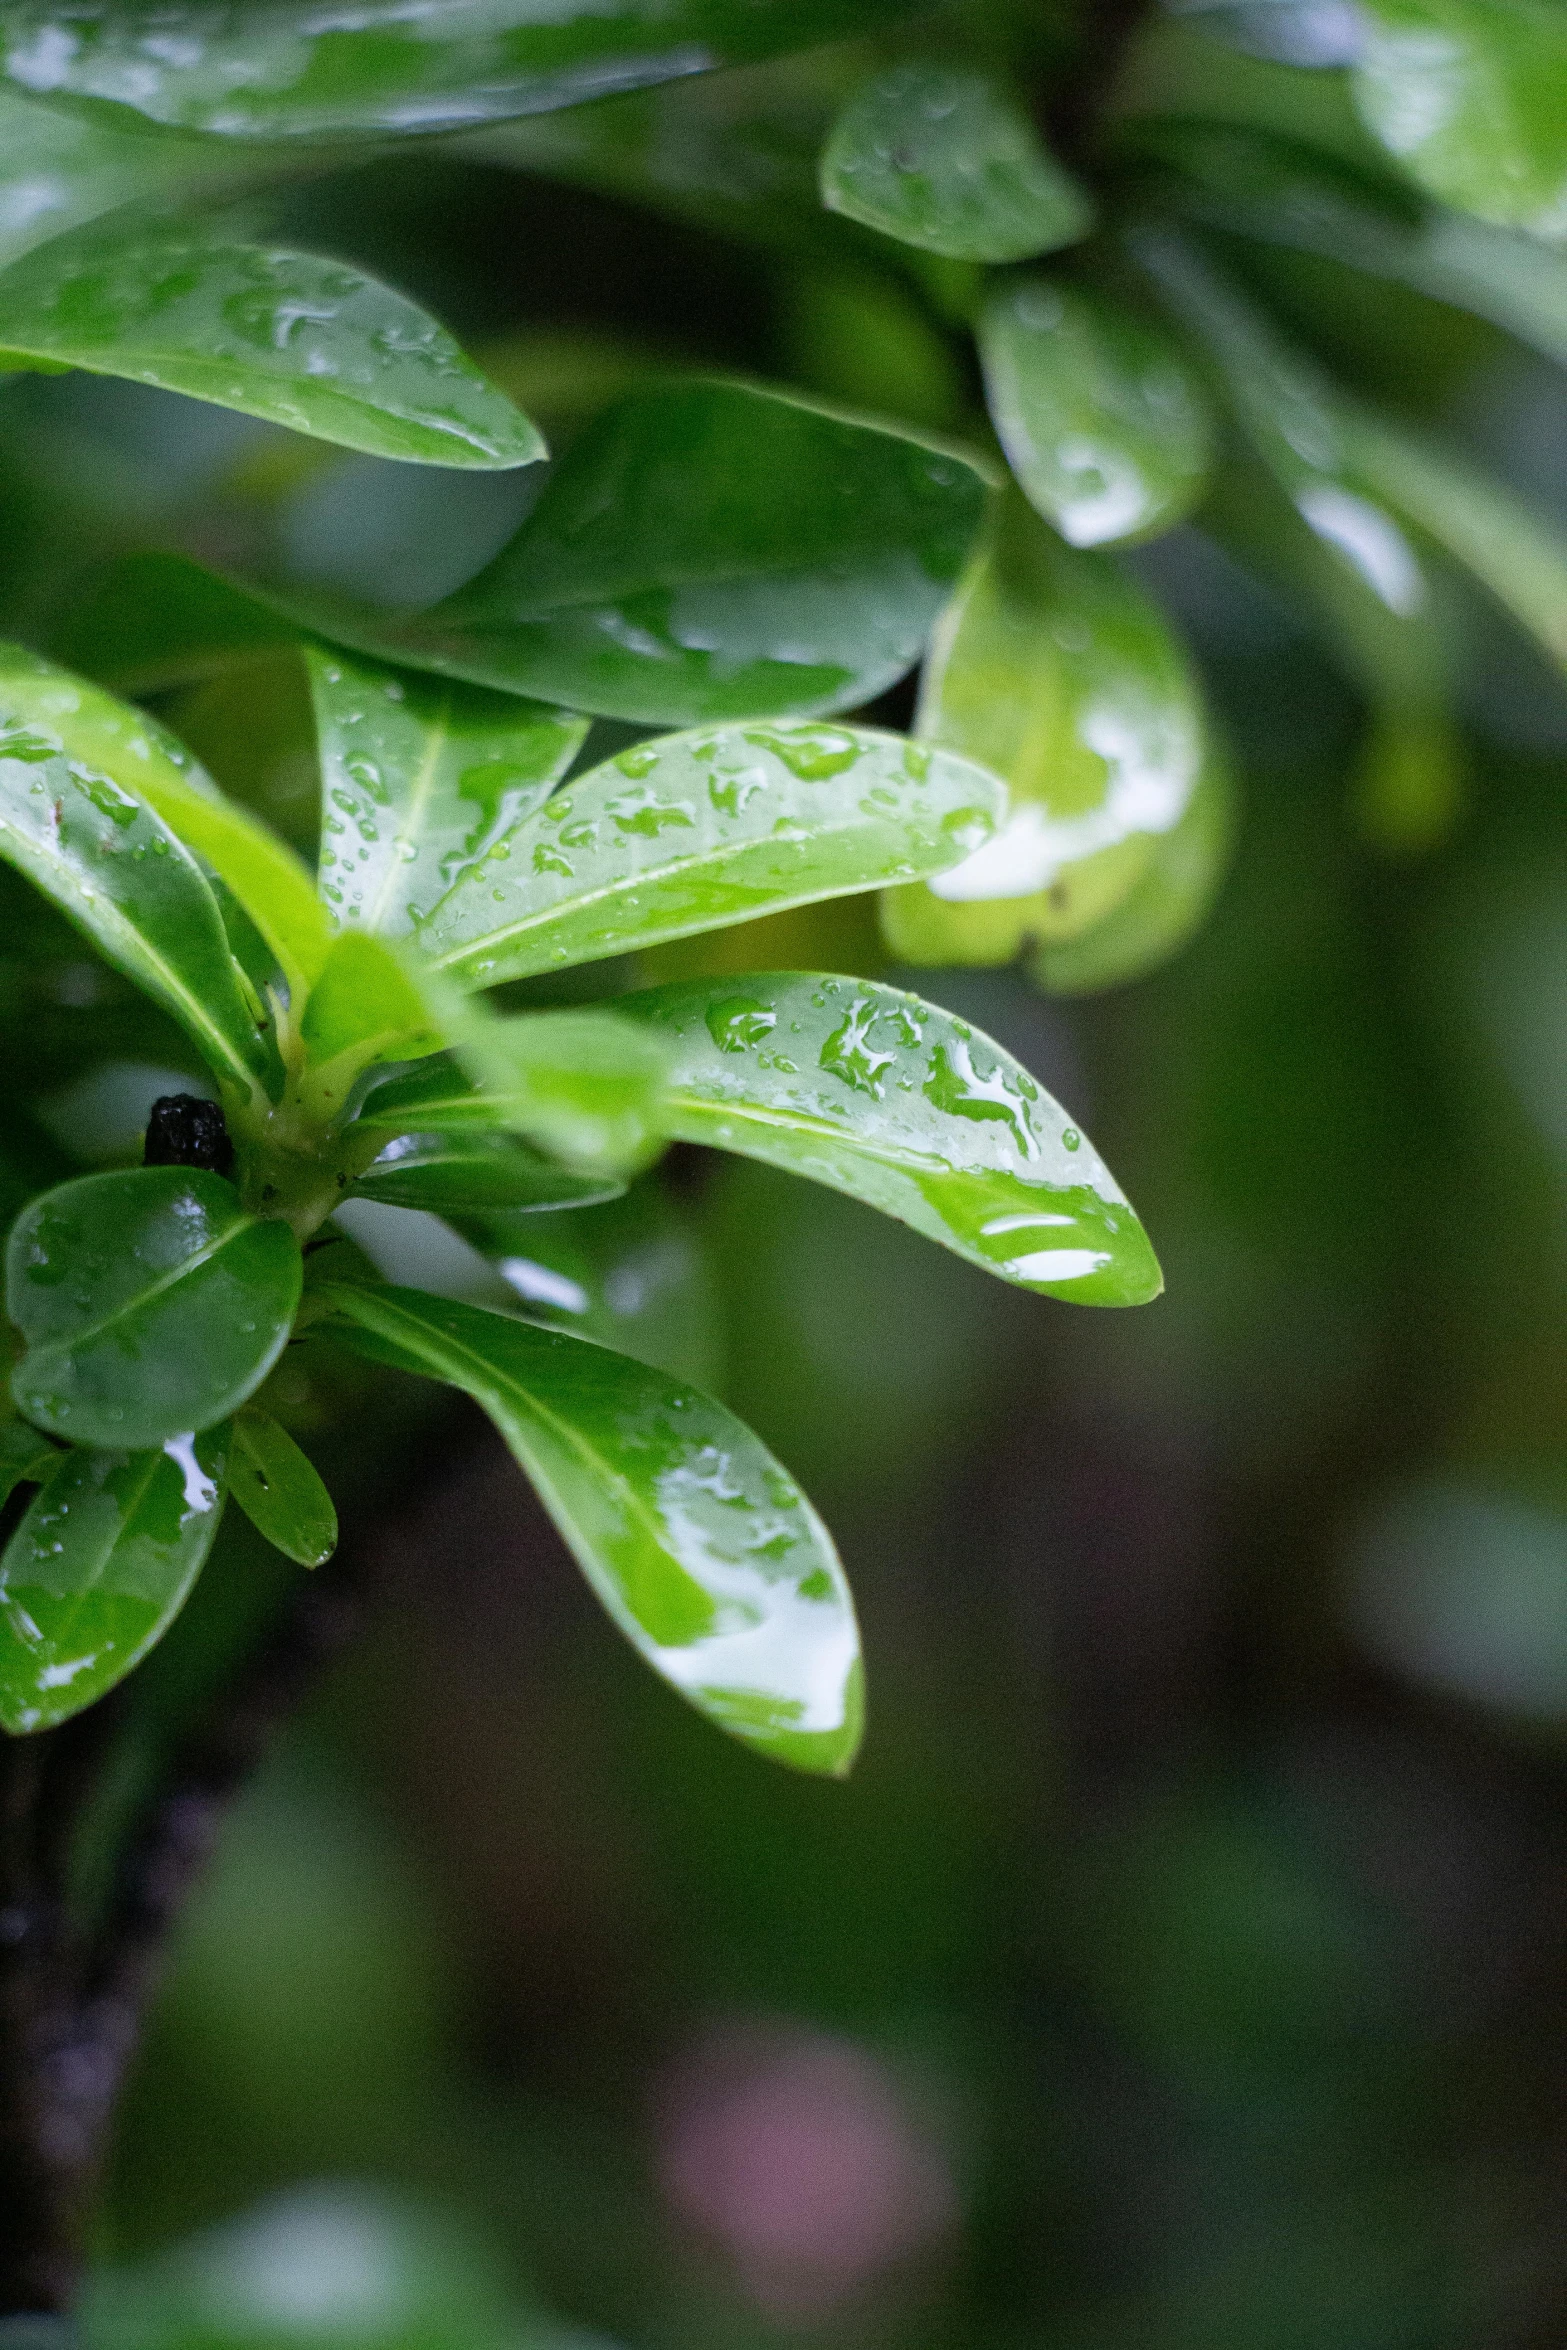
[229, 1407, 336, 1567]
[1353, 0, 1567, 236]
[616, 972, 1162, 1304]
[320, 1280, 862, 1775]
[980, 276, 1214, 546]
[882, 493, 1205, 965]
[0, 1428, 227, 1732]
[1032, 749, 1237, 993]
[0, 227, 544, 467]
[415, 720, 1005, 989]
[0, 643, 271, 1098]
[0, 85, 228, 277]
[0, 0, 920, 141]
[8, 1169, 302, 1450]
[306, 646, 587, 934]
[820, 64, 1092, 263]
[349, 1131, 624, 1215]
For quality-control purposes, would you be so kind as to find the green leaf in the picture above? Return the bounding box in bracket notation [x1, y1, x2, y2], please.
[0, 85, 227, 276]
[0, 227, 544, 467]
[1031, 748, 1237, 994]
[414, 720, 1005, 989]
[8, 1169, 302, 1450]
[1353, 0, 1567, 235]
[980, 276, 1214, 547]
[0, 0, 921, 140]
[298, 931, 445, 1104]
[319, 1281, 862, 1775]
[305, 645, 587, 935]
[0, 1421, 61, 1514]
[229, 1407, 336, 1567]
[614, 971, 1163, 1305]
[349, 1131, 624, 1215]
[881, 493, 1206, 966]
[0, 643, 271, 1098]
[55, 552, 305, 698]
[0, 1428, 227, 1732]
[820, 64, 1092, 263]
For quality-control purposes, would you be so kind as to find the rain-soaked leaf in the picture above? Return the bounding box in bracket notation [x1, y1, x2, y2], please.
[980, 276, 1214, 546]
[0, 1427, 227, 1732]
[882, 493, 1205, 965]
[614, 971, 1162, 1304]
[320, 1280, 862, 1775]
[820, 64, 1092, 262]
[306, 646, 588, 934]
[0, 644, 271, 1098]
[1032, 749, 1236, 993]
[8, 1168, 301, 1450]
[349, 1130, 624, 1215]
[229, 1407, 336, 1567]
[414, 721, 1005, 989]
[0, 0, 921, 141]
[0, 228, 544, 467]
[1353, 0, 1567, 236]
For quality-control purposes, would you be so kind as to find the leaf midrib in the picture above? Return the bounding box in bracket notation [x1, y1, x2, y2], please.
[23, 1211, 256, 1375]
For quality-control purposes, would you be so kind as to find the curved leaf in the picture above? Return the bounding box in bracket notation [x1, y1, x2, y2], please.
[0, 1429, 227, 1732]
[349, 1131, 624, 1214]
[416, 721, 1004, 988]
[0, 644, 270, 1096]
[613, 971, 1162, 1305]
[0, 228, 544, 467]
[1353, 0, 1567, 236]
[230, 1407, 336, 1568]
[320, 1281, 862, 1775]
[8, 1169, 302, 1450]
[1032, 749, 1237, 994]
[820, 64, 1092, 263]
[980, 276, 1214, 547]
[0, 85, 230, 277]
[297, 932, 445, 1106]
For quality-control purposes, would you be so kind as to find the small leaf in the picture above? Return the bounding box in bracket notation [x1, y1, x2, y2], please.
[0, 228, 545, 468]
[8, 1169, 302, 1450]
[320, 1281, 862, 1775]
[1353, 0, 1567, 236]
[820, 64, 1093, 263]
[415, 721, 1005, 989]
[305, 646, 588, 934]
[614, 971, 1162, 1304]
[298, 931, 445, 1102]
[1032, 750, 1237, 994]
[980, 276, 1214, 546]
[349, 1131, 624, 1215]
[229, 1407, 336, 1567]
[0, 643, 271, 1097]
[882, 493, 1206, 965]
[0, 1429, 227, 1732]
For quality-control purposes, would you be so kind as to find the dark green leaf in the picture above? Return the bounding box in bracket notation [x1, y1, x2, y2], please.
[980, 276, 1214, 546]
[0, 1421, 60, 1514]
[320, 1281, 862, 1775]
[349, 1131, 624, 1214]
[306, 645, 587, 933]
[8, 1169, 302, 1450]
[229, 1407, 336, 1567]
[615, 971, 1162, 1304]
[0, 228, 544, 467]
[820, 65, 1092, 263]
[0, 0, 922, 140]
[414, 721, 1005, 988]
[54, 553, 304, 699]
[0, 1428, 227, 1731]
[1353, 0, 1567, 235]
[1032, 748, 1237, 994]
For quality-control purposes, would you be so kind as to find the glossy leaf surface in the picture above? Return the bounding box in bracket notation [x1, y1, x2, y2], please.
[1353, 0, 1567, 235]
[0, 644, 270, 1096]
[417, 722, 1005, 988]
[321, 1281, 862, 1775]
[0, 0, 920, 140]
[820, 65, 1092, 263]
[883, 496, 1205, 964]
[980, 277, 1214, 546]
[614, 972, 1162, 1305]
[0, 229, 543, 468]
[0, 86, 225, 276]
[306, 647, 587, 934]
[350, 1131, 623, 1215]
[229, 1408, 336, 1568]
[8, 1170, 301, 1450]
[1032, 750, 1236, 995]
[0, 1429, 227, 1732]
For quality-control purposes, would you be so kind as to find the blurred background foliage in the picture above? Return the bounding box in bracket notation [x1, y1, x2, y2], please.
[6, 0, 1567, 2343]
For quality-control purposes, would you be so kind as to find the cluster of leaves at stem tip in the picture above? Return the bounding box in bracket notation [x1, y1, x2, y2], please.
[0, 0, 1562, 1774]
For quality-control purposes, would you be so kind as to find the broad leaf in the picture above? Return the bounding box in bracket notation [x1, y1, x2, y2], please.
[8, 1169, 302, 1450]
[1032, 749, 1236, 994]
[0, 227, 544, 467]
[980, 277, 1214, 547]
[320, 1281, 862, 1775]
[820, 65, 1092, 262]
[0, 644, 271, 1097]
[306, 647, 587, 933]
[0, 1429, 227, 1732]
[0, 0, 921, 141]
[230, 1407, 336, 1567]
[349, 1132, 624, 1215]
[882, 495, 1205, 964]
[614, 972, 1162, 1305]
[415, 721, 1005, 988]
[1353, 0, 1567, 236]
